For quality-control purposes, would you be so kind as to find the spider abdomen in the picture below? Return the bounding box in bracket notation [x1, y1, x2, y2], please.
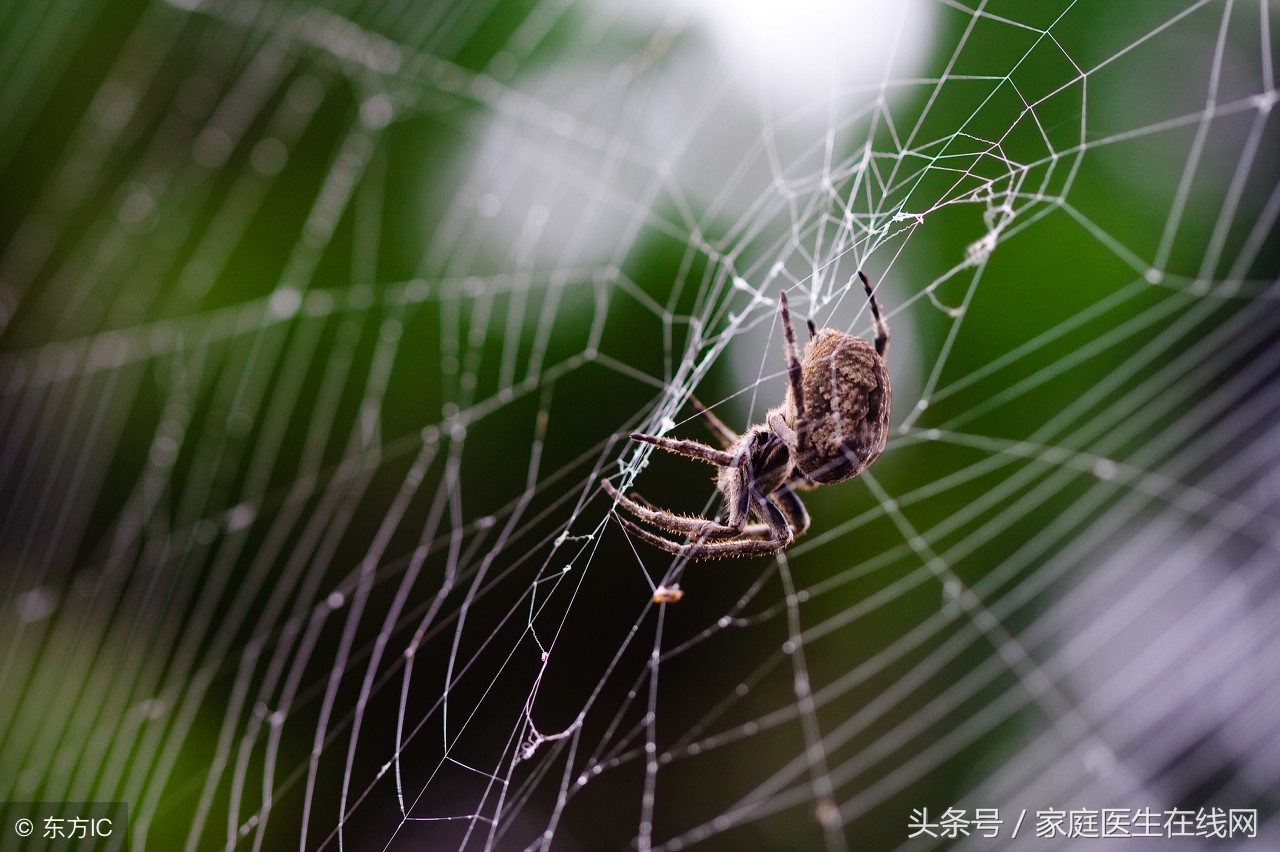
[790, 330, 891, 484]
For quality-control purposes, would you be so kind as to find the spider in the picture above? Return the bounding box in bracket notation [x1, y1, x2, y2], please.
[603, 271, 891, 559]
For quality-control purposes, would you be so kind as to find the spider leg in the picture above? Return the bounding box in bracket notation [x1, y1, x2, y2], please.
[727, 483, 803, 537]
[735, 523, 776, 539]
[766, 409, 797, 448]
[601, 480, 742, 539]
[612, 476, 795, 559]
[752, 492, 794, 547]
[604, 478, 776, 541]
[633, 486, 756, 528]
[687, 396, 738, 449]
[727, 500, 792, 540]
[614, 514, 789, 559]
[721, 431, 760, 530]
[629, 432, 736, 467]
[778, 291, 806, 420]
[858, 269, 890, 358]
[770, 485, 811, 538]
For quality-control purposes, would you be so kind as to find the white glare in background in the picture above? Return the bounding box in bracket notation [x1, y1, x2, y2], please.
[441, 0, 935, 273]
[682, 0, 932, 109]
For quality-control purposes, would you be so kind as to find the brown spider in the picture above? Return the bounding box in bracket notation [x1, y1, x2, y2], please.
[604, 271, 891, 559]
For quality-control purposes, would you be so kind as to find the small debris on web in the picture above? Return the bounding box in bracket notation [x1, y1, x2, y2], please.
[652, 584, 683, 604]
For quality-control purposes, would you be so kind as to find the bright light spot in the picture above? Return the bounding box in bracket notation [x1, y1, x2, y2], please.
[227, 503, 256, 531]
[16, 587, 57, 623]
[679, 0, 931, 110]
[150, 435, 179, 468]
[270, 288, 302, 319]
[1084, 743, 1116, 776]
[360, 93, 394, 128]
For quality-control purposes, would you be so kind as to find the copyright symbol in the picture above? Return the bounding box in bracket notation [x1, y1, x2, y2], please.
[14, 818, 33, 836]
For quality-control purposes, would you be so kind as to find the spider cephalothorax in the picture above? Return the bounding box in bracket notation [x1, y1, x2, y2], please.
[604, 271, 891, 559]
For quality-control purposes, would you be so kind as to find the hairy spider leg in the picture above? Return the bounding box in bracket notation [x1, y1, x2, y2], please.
[613, 514, 790, 558]
[858, 270, 890, 358]
[778, 291, 806, 420]
[629, 428, 757, 530]
[624, 426, 759, 533]
[617, 418, 797, 543]
[686, 398, 809, 536]
[752, 492, 793, 545]
[601, 479, 743, 539]
[628, 432, 736, 467]
[720, 433, 758, 529]
[608, 466, 802, 559]
[771, 485, 811, 537]
[615, 492, 793, 559]
[617, 489, 782, 540]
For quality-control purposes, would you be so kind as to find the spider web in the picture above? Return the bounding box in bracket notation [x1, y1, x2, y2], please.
[1, 0, 1278, 850]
